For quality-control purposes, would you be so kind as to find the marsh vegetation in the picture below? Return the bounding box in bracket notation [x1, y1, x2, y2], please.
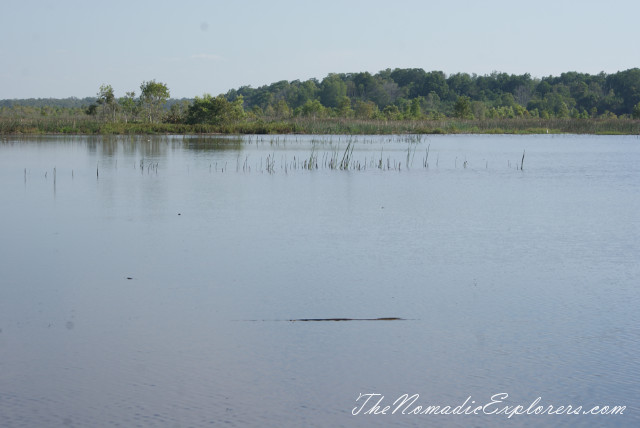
[2, 68, 640, 135]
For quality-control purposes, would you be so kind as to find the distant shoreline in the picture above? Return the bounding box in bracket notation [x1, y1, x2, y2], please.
[1, 117, 639, 136]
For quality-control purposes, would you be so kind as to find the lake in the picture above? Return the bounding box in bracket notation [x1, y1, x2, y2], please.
[0, 134, 638, 427]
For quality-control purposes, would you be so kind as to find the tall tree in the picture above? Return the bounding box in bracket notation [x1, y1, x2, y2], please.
[422, 71, 449, 99]
[606, 68, 640, 114]
[118, 91, 137, 123]
[97, 84, 117, 122]
[453, 96, 473, 119]
[140, 80, 170, 123]
[320, 74, 347, 108]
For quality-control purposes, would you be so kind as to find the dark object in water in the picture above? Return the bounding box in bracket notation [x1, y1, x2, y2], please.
[289, 317, 403, 322]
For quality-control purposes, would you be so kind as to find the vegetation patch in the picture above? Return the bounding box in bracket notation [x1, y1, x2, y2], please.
[2, 68, 640, 135]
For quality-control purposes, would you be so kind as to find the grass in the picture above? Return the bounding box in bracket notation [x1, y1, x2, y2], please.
[1, 115, 639, 135]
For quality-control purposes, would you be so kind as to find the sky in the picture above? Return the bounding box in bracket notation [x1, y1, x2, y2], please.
[1, 0, 639, 99]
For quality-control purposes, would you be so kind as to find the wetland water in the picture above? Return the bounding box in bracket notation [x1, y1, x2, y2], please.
[0, 134, 639, 427]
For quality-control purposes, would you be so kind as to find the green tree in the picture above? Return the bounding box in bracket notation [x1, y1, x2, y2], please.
[118, 91, 137, 123]
[447, 73, 473, 97]
[290, 79, 319, 109]
[423, 92, 441, 114]
[513, 104, 527, 117]
[557, 101, 570, 118]
[354, 100, 379, 119]
[336, 96, 353, 117]
[250, 105, 264, 118]
[140, 80, 170, 123]
[408, 97, 423, 119]
[97, 84, 117, 122]
[264, 105, 275, 117]
[382, 104, 402, 120]
[165, 100, 190, 124]
[606, 68, 640, 114]
[535, 81, 552, 97]
[253, 89, 274, 111]
[274, 99, 292, 118]
[498, 93, 517, 108]
[186, 94, 245, 125]
[320, 74, 347, 108]
[85, 103, 98, 116]
[422, 71, 449, 99]
[297, 99, 326, 118]
[632, 102, 640, 119]
[453, 96, 473, 119]
[390, 68, 427, 98]
[471, 101, 486, 119]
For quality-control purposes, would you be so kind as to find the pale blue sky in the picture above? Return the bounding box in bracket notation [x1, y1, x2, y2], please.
[1, 0, 638, 99]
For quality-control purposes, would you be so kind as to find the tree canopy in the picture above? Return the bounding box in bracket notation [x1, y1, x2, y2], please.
[3, 68, 640, 126]
[223, 68, 640, 120]
[186, 94, 245, 125]
[140, 80, 170, 123]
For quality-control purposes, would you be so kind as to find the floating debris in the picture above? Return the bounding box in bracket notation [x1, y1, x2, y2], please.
[289, 317, 404, 322]
[241, 317, 406, 322]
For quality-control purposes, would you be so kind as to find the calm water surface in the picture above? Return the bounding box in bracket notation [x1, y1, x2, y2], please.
[0, 134, 639, 427]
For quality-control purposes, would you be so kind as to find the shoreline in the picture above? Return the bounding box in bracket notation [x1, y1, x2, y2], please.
[1, 117, 639, 136]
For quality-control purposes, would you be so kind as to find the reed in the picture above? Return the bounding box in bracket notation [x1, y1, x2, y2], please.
[423, 144, 430, 168]
[339, 139, 354, 170]
[3, 115, 639, 135]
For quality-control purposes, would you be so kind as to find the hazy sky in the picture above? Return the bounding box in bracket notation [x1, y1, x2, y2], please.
[1, 0, 638, 99]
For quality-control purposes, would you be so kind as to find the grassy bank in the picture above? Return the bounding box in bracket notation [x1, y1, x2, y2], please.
[1, 115, 639, 135]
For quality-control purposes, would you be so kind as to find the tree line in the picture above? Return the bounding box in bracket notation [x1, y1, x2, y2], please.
[228, 68, 640, 120]
[85, 81, 246, 126]
[2, 69, 640, 126]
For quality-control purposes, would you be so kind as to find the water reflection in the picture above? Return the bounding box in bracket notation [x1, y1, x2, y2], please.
[183, 135, 245, 152]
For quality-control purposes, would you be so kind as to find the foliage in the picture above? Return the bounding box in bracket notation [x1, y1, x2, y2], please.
[140, 80, 170, 123]
[96, 84, 117, 122]
[320, 74, 347, 108]
[3, 68, 640, 136]
[453, 96, 474, 119]
[407, 98, 422, 119]
[2, 111, 639, 136]
[186, 94, 245, 125]
[297, 99, 326, 118]
[225, 68, 640, 121]
[165, 100, 190, 124]
[354, 100, 379, 119]
[5, 68, 640, 122]
[118, 91, 137, 123]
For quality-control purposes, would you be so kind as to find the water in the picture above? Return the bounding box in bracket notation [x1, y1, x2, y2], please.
[0, 134, 638, 427]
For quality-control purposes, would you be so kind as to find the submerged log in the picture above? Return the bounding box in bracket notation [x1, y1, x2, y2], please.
[289, 317, 403, 322]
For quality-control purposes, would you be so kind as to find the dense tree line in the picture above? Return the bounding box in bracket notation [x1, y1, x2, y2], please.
[2, 69, 640, 125]
[225, 68, 640, 120]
